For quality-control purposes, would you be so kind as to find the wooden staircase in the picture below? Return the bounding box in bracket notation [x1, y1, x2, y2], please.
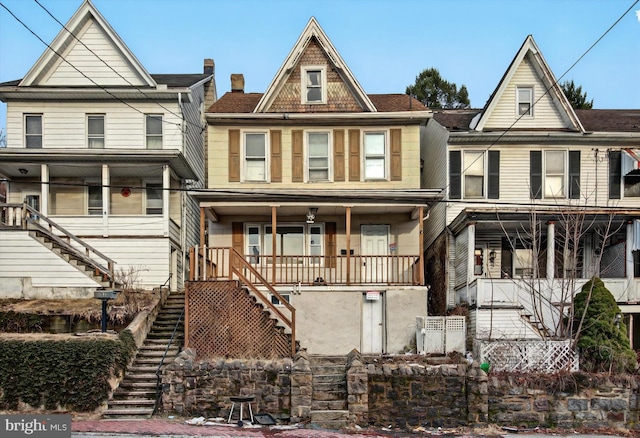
[310, 355, 349, 429]
[104, 292, 185, 419]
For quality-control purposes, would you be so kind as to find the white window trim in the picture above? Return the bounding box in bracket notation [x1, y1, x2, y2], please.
[145, 114, 163, 149]
[87, 114, 105, 149]
[301, 65, 327, 105]
[543, 149, 567, 199]
[270, 292, 291, 307]
[516, 86, 534, 117]
[86, 180, 103, 216]
[244, 222, 325, 265]
[362, 130, 389, 181]
[241, 130, 270, 182]
[462, 150, 486, 199]
[24, 114, 43, 149]
[305, 130, 332, 182]
[144, 181, 163, 215]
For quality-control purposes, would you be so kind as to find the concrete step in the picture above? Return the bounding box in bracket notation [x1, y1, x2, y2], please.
[313, 374, 346, 384]
[112, 389, 156, 399]
[127, 366, 159, 374]
[124, 373, 157, 381]
[118, 381, 157, 390]
[311, 389, 347, 402]
[310, 410, 349, 423]
[108, 399, 155, 407]
[103, 408, 153, 418]
[309, 355, 347, 365]
[310, 365, 346, 375]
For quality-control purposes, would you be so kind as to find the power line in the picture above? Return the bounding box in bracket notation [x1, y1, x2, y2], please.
[32, 0, 206, 134]
[442, 0, 640, 199]
[0, 1, 183, 129]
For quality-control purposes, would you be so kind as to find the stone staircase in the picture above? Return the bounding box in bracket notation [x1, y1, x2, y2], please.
[310, 355, 349, 429]
[104, 292, 185, 419]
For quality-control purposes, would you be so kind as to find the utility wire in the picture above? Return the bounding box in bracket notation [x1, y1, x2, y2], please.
[443, 0, 639, 199]
[0, 1, 183, 129]
[33, 0, 207, 133]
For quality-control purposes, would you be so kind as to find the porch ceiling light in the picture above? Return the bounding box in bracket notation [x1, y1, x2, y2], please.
[306, 207, 318, 224]
[19, 168, 28, 175]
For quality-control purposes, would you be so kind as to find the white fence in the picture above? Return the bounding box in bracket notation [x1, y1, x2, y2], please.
[416, 316, 466, 355]
[476, 339, 578, 373]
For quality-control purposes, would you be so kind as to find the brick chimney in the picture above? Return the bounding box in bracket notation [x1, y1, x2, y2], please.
[231, 74, 244, 93]
[204, 58, 214, 75]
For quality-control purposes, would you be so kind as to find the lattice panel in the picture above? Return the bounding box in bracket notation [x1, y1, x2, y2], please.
[476, 339, 578, 373]
[186, 281, 291, 359]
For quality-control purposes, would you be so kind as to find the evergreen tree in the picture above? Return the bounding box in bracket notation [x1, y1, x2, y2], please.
[561, 79, 593, 109]
[406, 68, 470, 109]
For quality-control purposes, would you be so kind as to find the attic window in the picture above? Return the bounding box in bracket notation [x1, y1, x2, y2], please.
[302, 66, 326, 104]
[517, 87, 533, 117]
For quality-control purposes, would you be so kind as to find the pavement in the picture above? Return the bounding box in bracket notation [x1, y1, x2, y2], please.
[70, 417, 631, 438]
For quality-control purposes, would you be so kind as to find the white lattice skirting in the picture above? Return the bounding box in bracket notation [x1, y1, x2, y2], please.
[476, 339, 579, 373]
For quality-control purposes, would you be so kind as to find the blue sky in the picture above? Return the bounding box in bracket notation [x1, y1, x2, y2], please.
[1, 0, 639, 131]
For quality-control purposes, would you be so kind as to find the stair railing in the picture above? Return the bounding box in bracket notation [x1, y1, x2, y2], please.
[20, 203, 115, 285]
[152, 306, 184, 416]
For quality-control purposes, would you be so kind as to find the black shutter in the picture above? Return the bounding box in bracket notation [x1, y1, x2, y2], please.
[530, 151, 542, 199]
[609, 150, 621, 199]
[488, 150, 500, 199]
[569, 151, 580, 199]
[449, 150, 461, 199]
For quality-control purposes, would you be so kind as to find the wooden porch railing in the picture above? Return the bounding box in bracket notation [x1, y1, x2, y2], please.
[189, 246, 296, 357]
[1, 203, 116, 286]
[189, 246, 422, 286]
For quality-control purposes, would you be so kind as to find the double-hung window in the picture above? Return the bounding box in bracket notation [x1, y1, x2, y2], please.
[544, 150, 566, 197]
[364, 132, 386, 180]
[145, 114, 163, 149]
[87, 184, 103, 216]
[87, 115, 105, 149]
[247, 223, 324, 265]
[302, 66, 326, 104]
[530, 150, 580, 199]
[307, 132, 330, 181]
[244, 132, 268, 181]
[463, 151, 485, 198]
[25, 114, 42, 148]
[517, 86, 533, 117]
[145, 183, 163, 214]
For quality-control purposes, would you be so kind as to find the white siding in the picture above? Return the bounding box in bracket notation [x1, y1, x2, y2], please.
[0, 231, 101, 288]
[6, 101, 183, 150]
[475, 308, 541, 340]
[422, 119, 449, 249]
[44, 21, 147, 87]
[484, 55, 570, 130]
[454, 227, 468, 288]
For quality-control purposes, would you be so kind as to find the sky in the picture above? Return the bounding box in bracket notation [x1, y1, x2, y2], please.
[0, 0, 639, 132]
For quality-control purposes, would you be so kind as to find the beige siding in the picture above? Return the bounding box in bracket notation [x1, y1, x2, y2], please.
[207, 125, 423, 189]
[484, 55, 570, 130]
[50, 182, 84, 215]
[111, 179, 143, 214]
[44, 21, 147, 87]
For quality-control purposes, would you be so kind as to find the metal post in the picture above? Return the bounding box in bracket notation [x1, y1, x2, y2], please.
[101, 299, 108, 333]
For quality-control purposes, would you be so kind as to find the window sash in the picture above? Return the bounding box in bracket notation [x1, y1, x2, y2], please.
[306, 70, 322, 103]
[146, 183, 163, 214]
[517, 87, 533, 116]
[248, 224, 324, 264]
[244, 132, 267, 181]
[88, 115, 105, 149]
[463, 151, 485, 198]
[146, 115, 162, 149]
[545, 150, 566, 197]
[88, 185, 102, 215]
[364, 132, 386, 179]
[25, 115, 42, 149]
[308, 132, 329, 181]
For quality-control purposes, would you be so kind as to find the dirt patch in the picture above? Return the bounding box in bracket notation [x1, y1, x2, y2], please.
[0, 289, 159, 326]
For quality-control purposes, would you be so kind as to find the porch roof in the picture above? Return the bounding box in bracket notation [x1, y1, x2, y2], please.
[0, 149, 198, 180]
[449, 206, 640, 235]
[191, 188, 443, 217]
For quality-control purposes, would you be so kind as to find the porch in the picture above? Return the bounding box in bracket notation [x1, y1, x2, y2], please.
[189, 246, 422, 286]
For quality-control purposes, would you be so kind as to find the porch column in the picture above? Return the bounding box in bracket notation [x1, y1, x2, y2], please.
[272, 206, 277, 283]
[467, 222, 476, 284]
[102, 164, 109, 237]
[199, 206, 205, 280]
[547, 221, 555, 279]
[419, 206, 425, 285]
[40, 164, 49, 216]
[200, 207, 205, 248]
[627, 221, 634, 281]
[162, 165, 170, 237]
[346, 206, 352, 285]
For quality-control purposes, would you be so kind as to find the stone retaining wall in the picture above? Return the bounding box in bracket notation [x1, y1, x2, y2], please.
[161, 351, 640, 432]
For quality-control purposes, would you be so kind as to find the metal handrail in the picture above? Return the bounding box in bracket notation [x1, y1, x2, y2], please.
[160, 273, 172, 290]
[152, 306, 184, 416]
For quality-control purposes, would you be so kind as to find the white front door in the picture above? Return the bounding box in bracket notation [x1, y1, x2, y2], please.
[361, 225, 389, 283]
[362, 292, 384, 354]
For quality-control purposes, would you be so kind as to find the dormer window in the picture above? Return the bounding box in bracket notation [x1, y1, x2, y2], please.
[302, 66, 326, 104]
[517, 87, 533, 117]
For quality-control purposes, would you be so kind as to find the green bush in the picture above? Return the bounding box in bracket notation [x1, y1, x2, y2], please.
[0, 330, 136, 411]
[573, 278, 636, 373]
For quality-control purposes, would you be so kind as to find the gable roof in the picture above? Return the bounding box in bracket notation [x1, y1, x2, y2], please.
[471, 35, 584, 133]
[254, 17, 376, 113]
[20, 0, 156, 88]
